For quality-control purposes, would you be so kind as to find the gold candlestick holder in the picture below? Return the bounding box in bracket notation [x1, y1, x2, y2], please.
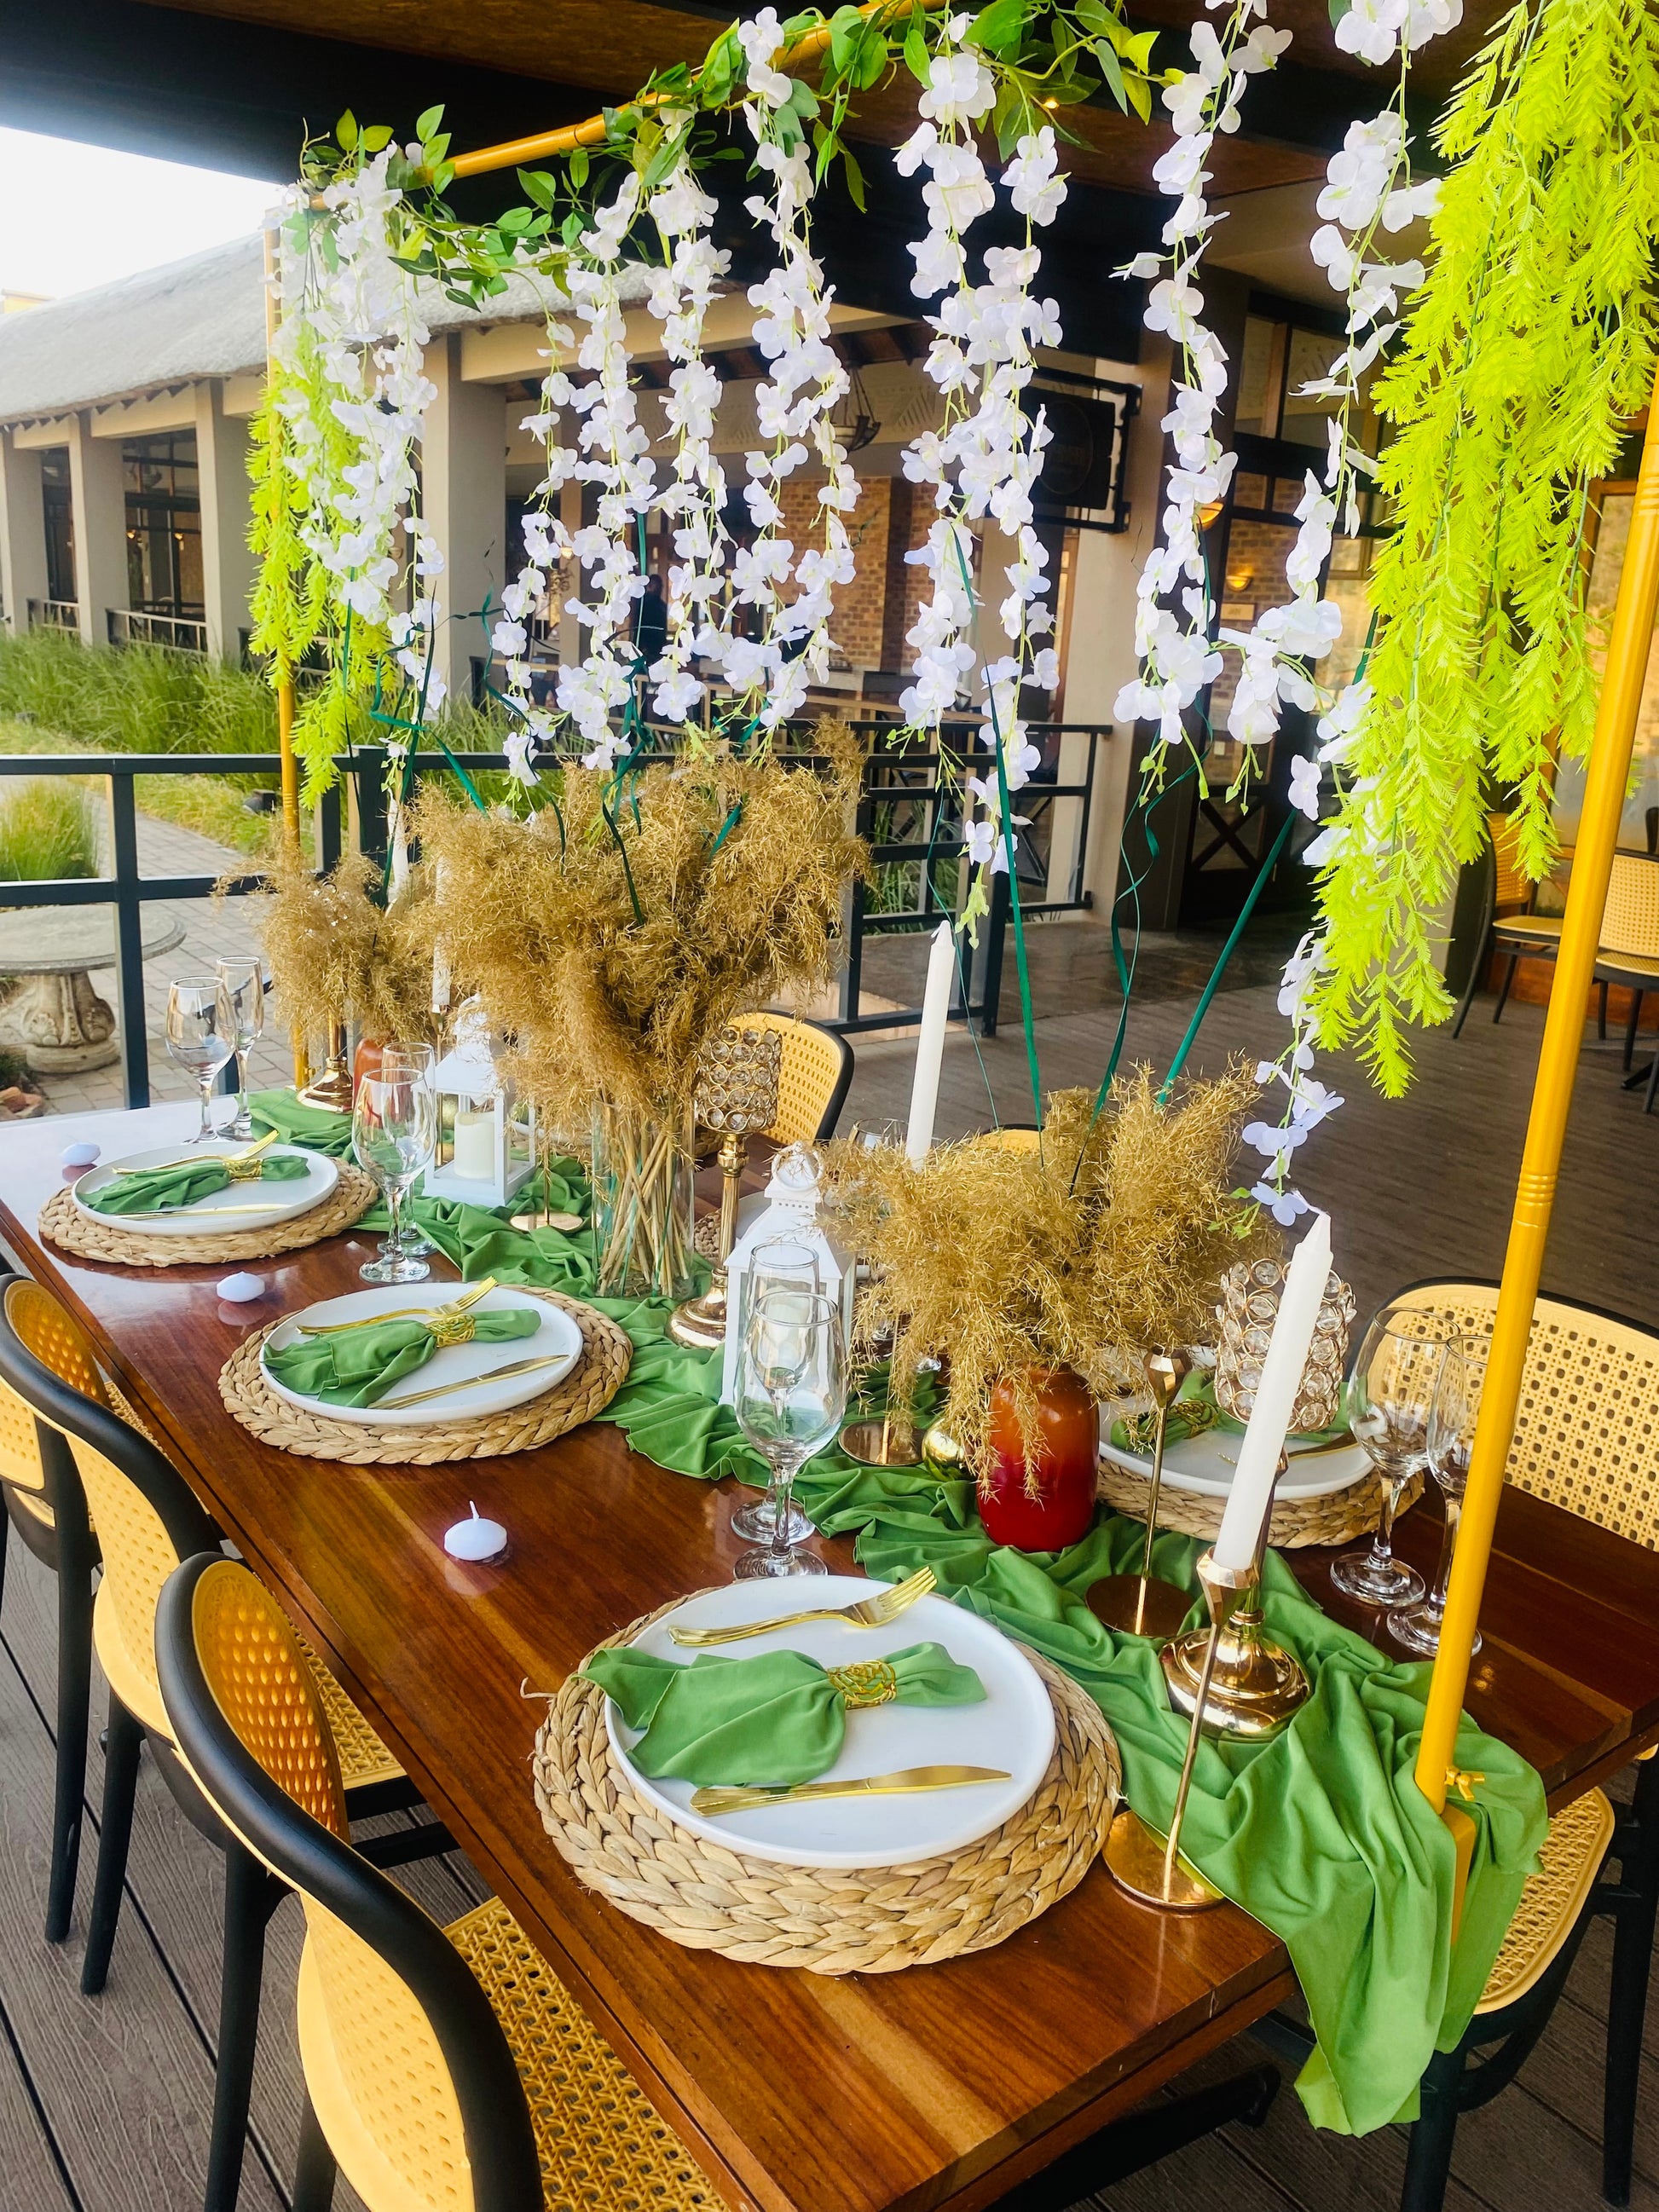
[298, 1018, 352, 1112]
[668, 1025, 782, 1351]
[1105, 1462, 1309, 1912]
[1089, 1349, 1194, 1643]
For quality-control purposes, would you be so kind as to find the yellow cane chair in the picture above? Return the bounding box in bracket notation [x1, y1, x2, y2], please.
[1452, 812, 1564, 1037]
[0, 1285, 439, 2212]
[1380, 1278, 1659, 2209]
[0, 1276, 106, 1946]
[974, 1124, 1043, 1152]
[739, 1010, 853, 1143]
[1593, 852, 1659, 1102]
[155, 1554, 722, 2212]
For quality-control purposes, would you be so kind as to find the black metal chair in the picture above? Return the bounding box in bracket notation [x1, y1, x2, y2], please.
[1452, 812, 1564, 1038]
[0, 1279, 452, 2212]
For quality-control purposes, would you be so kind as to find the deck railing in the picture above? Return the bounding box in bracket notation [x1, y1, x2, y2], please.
[26, 598, 78, 633]
[108, 609, 210, 653]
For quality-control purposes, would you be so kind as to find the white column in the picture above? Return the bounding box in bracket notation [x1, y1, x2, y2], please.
[194, 379, 257, 662]
[67, 411, 128, 649]
[1068, 339, 1174, 912]
[0, 432, 47, 633]
[420, 333, 506, 707]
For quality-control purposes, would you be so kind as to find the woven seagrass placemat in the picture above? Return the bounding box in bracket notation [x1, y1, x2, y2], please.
[40, 1162, 378, 1269]
[1096, 1458, 1421, 1549]
[532, 1595, 1120, 1974]
[218, 1287, 631, 1464]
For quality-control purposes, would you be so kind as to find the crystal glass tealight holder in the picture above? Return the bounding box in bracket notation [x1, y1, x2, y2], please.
[668, 1025, 783, 1350]
[1214, 1259, 1356, 1434]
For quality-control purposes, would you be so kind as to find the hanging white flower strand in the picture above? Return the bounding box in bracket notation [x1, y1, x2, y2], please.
[721, 8, 862, 732]
[893, 14, 1068, 911]
[494, 309, 577, 784]
[642, 119, 734, 726]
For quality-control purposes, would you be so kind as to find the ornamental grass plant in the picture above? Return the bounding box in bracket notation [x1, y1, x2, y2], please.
[0, 778, 99, 883]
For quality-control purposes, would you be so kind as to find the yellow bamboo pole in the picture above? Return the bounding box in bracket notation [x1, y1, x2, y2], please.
[448, 0, 945, 180]
[1413, 364, 1659, 1817]
[260, 220, 311, 1087]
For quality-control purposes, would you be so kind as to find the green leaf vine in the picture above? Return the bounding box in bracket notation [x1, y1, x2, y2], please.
[1309, 0, 1659, 1091]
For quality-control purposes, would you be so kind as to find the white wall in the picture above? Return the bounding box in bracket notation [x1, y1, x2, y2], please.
[66, 410, 126, 649]
[421, 334, 509, 705]
[194, 380, 257, 661]
[0, 431, 48, 631]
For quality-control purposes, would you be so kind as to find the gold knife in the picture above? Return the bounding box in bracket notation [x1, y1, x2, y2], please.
[115, 1129, 280, 1174]
[378, 1349, 564, 1410]
[690, 1765, 1011, 1816]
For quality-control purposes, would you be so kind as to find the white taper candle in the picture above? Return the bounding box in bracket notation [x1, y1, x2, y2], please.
[905, 920, 955, 1166]
[1212, 1210, 1332, 1572]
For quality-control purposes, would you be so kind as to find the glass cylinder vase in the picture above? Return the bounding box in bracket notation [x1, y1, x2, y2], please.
[590, 1098, 698, 1301]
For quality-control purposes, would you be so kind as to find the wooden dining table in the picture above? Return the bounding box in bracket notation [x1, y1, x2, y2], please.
[6, 1100, 1659, 2212]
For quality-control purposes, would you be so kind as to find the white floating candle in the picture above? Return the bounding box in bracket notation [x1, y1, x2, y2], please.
[444, 1501, 507, 1562]
[452, 1109, 496, 1181]
[61, 1142, 100, 1169]
[1213, 1211, 1332, 1574]
[217, 1273, 266, 1303]
[905, 920, 955, 1166]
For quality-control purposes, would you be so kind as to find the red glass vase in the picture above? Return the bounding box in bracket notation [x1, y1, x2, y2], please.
[979, 1366, 1099, 1552]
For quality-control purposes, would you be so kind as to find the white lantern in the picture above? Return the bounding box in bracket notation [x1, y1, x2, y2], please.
[425, 999, 536, 1210]
[721, 1142, 856, 1405]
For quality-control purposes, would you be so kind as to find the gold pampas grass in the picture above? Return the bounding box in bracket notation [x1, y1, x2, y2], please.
[254, 853, 442, 1047]
[824, 1064, 1277, 1473]
[414, 732, 867, 1118]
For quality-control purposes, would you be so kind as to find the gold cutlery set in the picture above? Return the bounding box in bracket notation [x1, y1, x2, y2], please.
[286, 1279, 569, 1410]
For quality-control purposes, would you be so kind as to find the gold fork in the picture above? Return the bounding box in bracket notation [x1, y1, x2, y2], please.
[668, 1566, 937, 1647]
[115, 1128, 280, 1175]
[297, 1279, 499, 1337]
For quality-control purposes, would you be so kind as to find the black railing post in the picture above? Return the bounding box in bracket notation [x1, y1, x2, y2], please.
[840, 776, 874, 1026]
[319, 780, 343, 873]
[352, 748, 389, 874]
[1072, 729, 1101, 905]
[105, 771, 150, 1108]
[979, 866, 1011, 1039]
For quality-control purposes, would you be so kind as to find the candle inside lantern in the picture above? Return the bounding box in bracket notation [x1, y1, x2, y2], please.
[443, 1502, 507, 1562]
[452, 1107, 495, 1181]
[905, 920, 955, 1166]
[1212, 1210, 1332, 1573]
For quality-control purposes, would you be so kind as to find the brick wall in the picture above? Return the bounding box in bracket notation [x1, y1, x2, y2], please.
[773, 474, 893, 669]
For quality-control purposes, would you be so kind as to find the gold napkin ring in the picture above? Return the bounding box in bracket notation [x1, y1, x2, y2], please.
[826, 1659, 899, 1709]
[223, 1157, 269, 1182]
[425, 1310, 478, 1349]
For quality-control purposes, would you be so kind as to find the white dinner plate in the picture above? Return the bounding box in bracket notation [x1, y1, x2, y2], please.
[72, 1141, 338, 1239]
[603, 1577, 1055, 1869]
[1098, 1402, 1369, 1500]
[260, 1283, 582, 1429]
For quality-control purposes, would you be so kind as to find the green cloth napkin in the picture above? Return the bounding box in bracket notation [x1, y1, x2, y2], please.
[87, 1152, 312, 1216]
[249, 1092, 1547, 2137]
[581, 1640, 986, 1785]
[249, 1089, 361, 1158]
[264, 1308, 541, 1407]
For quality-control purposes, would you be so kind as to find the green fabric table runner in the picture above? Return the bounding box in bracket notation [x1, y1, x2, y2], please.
[248, 1089, 1547, 2136]
[581, 1640, 986, 1786]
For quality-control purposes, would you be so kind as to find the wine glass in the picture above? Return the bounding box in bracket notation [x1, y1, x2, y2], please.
[352, 1070, 436, 1285]
[378, 1043, 438, 1262]
[213, 958, 264, 1140]
[1390, 1338, 1484, 1658]
[165, 979, 235, 1144]
[730, 1237, 824, 1546]
[731, 1288, 845, 1580]
[1329, 1308, 1452, 1604]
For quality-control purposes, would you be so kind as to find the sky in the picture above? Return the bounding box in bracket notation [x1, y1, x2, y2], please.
[0, 129, 279, 303]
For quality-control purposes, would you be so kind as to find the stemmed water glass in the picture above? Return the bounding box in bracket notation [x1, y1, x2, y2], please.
[213, 958, 264, 1140]
[731, 1288, 846, 1580]
[1390, 1337, 1483, 1658]
[352, 1069, 436, 1285]
[730, 1237, 824, 1547]
[165, 979, 235, 1144]
[1328, 1308, 1454, 1605]
[378, 1043, 438, 1262]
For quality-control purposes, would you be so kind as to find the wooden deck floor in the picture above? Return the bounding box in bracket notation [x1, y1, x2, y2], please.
[3, 927, 1658, 2210]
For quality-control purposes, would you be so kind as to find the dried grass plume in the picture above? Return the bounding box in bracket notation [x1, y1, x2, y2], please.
[254, 853, 442, 1046]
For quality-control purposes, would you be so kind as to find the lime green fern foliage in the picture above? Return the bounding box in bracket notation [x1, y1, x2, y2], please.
[1309, 0, 1659, 1093]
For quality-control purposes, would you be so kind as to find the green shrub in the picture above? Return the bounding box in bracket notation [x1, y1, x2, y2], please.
[0, 778, 98, 881]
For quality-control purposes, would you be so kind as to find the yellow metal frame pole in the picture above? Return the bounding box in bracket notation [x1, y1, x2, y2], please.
[261, 220, 311, 1087]
[1413, 363, 1659, 1817]
[448, 0, 945, 179]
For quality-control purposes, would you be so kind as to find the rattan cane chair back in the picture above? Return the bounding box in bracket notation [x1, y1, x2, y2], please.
[739, 1011, 853, 1143]
[1388, 1280, 1659, 1547]
[975, 1125, 1043, 1153]
[1488, 812, 1534, 911]
[1599, 854, 1659, 962]
[0, 1279, 108, 1511]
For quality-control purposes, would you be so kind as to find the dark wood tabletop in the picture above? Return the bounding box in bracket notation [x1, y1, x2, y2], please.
[5, 1105, 1658, 2212]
